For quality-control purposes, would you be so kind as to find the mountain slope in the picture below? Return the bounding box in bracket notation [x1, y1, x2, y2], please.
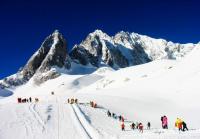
[1, 30, 71, 87]
[70, 30, 195, 68]
[0, 29, 197, 88]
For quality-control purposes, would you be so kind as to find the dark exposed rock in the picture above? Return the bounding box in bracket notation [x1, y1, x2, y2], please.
[1, 30, 71, 87]
[38, 30, 69, 72]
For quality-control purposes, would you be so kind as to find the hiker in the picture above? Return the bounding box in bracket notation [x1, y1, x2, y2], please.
[130, 122, 135, 130]
[22, 98, 26, 103]
[93, 103, 97, 108]
[163, 116, 168, 129]
[107, 110, 111, 117]
[175, 118, 183, 131]
[17, 98, 22, 103]
[147, 122, 151, 130]
[136, 122, 139, 129]
[182, 121, 188, 131]
[118, 115, 122, 121]
[121, 122, 125, 131]
[161, 116, 164, 129]
[90, 101, 94, 107]
[112, 113, 116, 119]
[29, 97, 32, 103]
[138, 123, 143, 133]
[121, 116, 124, 122]
[35, 98, 39, 102]
[71, 98, 74, 104]
[67, 98, 70, 103]
[51, 92, 54, 95]
[75, 99, 78, 104]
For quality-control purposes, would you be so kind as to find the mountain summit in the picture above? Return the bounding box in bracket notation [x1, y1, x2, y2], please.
[1, 30, 71, 87]
[0, 29, 196, 87]
[70, 30, 195, 68]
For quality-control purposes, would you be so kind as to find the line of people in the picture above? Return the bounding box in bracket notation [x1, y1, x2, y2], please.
[68, 99, 189, 133]
[107, 110, 149, 133]
[17, 97, 39, 103]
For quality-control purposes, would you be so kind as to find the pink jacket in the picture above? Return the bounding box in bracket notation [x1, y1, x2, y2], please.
[163, 116, 168, 126]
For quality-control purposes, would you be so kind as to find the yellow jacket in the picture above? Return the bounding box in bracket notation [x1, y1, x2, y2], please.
[175, 118, 183, 128]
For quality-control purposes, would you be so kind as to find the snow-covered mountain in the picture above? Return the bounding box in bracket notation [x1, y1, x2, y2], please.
[1, 30, 71, 87]
[70, 30, 195, 68]
[0, 30, 196, 87]
[1, 30, 200, 139]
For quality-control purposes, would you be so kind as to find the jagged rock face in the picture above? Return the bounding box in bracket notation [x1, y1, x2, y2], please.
[33, 30, 70, 84]
[0, 29, 196, 88]
[1, 30, 71, 87]
[38, 31, 68, 72]
[22, 36, 52, 80]
[70, 30, 151, 68]
[70, 30, 195, 68]
[69, 30, 129, 68]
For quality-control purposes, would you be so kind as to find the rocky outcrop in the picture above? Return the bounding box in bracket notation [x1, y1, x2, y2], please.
[70, 30, 151, 68]
[33, 30, 71, 84]
[1, 30, 71, 87]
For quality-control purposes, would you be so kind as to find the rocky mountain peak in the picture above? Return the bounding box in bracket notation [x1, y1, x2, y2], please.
[0, 29, 196, 88]
[1, 30, 71, 87]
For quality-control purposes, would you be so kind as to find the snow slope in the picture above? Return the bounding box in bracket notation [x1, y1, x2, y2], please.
[1, 45, 200, 138]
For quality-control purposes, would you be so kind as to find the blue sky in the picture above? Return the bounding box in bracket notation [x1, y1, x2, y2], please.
[0, 0, 200, 78]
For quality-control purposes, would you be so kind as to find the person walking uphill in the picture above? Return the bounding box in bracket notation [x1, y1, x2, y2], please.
[182, 121, 188, 131]
[175, 118, 183, 131]
[121, 122, 125, 131]
[163, 116, 168, 129]
[147, 122, 151, 130]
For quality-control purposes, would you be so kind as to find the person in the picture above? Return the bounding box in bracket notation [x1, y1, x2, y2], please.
[121, 116, 124, 122]
[161, 116, 164, 129]
[29, 97, 32, 103]
[136, 122, 139, 129]
[75, 99, 78, 104]
[93, 103, 97, 108]
[182, 121, 188, 131]
[138, 123, 143, 133]
[107, 110, 111, 117]
[112, 113, 117, 119]
[175, 118, 183, 131]
[51, 92, 54, 95]
[163, 116, 168, 129]
[17, 98, 22, 103]
[121, 122, 125, 131]
[90, 101, 94, 107]
[147, 122, 151, 130]
[130, 122, 135, 130]
[119, 115, 122, 121]
[35, 98, 39, 102]
[67, 98, 70, 103]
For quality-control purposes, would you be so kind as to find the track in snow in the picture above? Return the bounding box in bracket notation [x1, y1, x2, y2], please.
[70, 104, 101, 139]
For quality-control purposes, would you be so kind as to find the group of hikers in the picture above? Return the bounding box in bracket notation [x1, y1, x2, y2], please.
[17, 97, 39, 103]
[107, 110, 149, 133]
[106, 110, 189, 133]
[161, 116, 188, 132]
[17, 94, 189, 133]
[67, 98, 189, 133]
[67, 98, 78, 104]
[90, 101, 97, 108]
[175, 118, 188, 131]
